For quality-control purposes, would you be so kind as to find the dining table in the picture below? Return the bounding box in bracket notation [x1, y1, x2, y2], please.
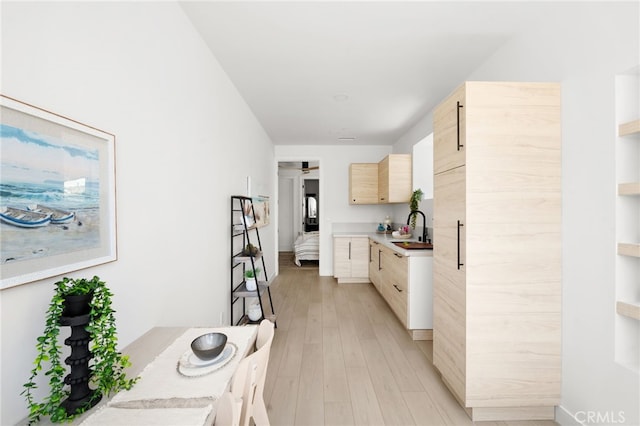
[19, 325, 258, 426]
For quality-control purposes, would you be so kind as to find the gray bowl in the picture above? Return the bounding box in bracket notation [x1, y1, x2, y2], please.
[191, 332, 227, 360]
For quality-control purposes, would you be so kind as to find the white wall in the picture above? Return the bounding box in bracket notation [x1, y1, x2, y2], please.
[278, 176, 295, 250]
[389, 133, 435, 238]
[0, 3, 275, 424]
[391, 2, 640, 424]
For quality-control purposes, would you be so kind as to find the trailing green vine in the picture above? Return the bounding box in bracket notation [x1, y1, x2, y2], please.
[409, 188, 423, 229]
[22, 276, 138, 424]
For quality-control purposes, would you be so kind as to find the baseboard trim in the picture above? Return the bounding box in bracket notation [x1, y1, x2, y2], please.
[409, 329, 433, 341]
[336, 277, 370, 284]
[471, 406, 555, 422]
[556, 405, 582, 426]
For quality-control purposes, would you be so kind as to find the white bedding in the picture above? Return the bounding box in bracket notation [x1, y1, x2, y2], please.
[293, 232, 319, 266]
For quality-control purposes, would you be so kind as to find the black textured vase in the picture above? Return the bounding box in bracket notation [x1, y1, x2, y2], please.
[59, 293, 102, 415]
[62, 292, 94, 317]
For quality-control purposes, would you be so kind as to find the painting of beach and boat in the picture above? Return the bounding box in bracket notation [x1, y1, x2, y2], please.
[1, 96, 116, 289]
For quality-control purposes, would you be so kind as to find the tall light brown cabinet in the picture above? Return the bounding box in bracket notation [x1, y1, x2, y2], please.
[432, 82, 562, 421]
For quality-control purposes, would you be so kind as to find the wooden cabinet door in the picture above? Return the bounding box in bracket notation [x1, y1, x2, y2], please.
[434, 84, 466, 174]
[377, 156, 390, 203]
[385, 251, 408, 327]
[334, 237, 369, 281]
[378, 245, 392, 289]
[333, 237, 351, 278]
[378, 154, 412, 203]
[433, 165, 466, 403]
[350, 237, 370, 279]
[349, 163, 378, 204]
[386, 154, 413, 203]
[368, 240, 382, 291]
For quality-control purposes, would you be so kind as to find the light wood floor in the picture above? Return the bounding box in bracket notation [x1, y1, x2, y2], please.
[262, 266, 559, 426]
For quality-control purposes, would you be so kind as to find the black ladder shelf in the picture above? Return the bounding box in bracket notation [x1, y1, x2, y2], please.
[230, 195, 276, 326]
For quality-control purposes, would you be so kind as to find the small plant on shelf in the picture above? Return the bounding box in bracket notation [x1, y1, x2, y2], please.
[244, 267, 262, 279]
[244, 267, 262, 291]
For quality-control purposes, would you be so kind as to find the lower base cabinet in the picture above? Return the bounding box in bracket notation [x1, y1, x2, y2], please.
[333, 236, 370, 283]
[369, 238, 433, 340]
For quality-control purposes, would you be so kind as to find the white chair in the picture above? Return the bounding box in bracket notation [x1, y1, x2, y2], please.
[230, 319, 274, 426]
[214, 391, 243, 426]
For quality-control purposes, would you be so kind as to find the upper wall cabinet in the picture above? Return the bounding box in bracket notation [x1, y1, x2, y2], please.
[434, 84, 466, 175]
[378, 154, 412, 203]
[349, 154, 412, 205]
[349, 163, 379, 204]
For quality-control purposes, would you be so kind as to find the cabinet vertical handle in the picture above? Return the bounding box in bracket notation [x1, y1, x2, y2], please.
[457, 101, 464, 151]
[393, 284, 403, 293]
[348, 242, 351, 260]
[378, 250, 382, 271]
[457, 220, 464, 269]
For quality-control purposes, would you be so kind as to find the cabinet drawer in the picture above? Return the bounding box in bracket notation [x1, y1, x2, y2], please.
[384, 277, 408, 327]
[386, 251, 408, 284]
[383, 251, 408, 326]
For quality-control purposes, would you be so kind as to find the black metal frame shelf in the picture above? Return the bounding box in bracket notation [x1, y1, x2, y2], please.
[230, 195, 276, 326]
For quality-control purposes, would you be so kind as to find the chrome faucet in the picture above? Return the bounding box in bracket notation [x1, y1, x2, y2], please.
[406, 210, 429, 243]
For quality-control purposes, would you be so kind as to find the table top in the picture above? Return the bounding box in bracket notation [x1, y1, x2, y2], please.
[19, 326, 257, 426]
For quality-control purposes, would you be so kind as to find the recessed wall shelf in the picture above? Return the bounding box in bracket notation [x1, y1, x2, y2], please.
[618, 118, 640, 136]
[617, 301, 640, 321]
[618, 182, 640, 195]
[614, 68, 639, 372]
[618, 243, 640, 257]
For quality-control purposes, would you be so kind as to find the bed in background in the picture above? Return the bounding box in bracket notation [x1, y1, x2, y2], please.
[293, 232, 319, 266]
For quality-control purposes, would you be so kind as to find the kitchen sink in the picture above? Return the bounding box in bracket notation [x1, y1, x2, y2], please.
[392, 241, 433, 250]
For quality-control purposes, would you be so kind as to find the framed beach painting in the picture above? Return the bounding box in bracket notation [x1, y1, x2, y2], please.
[242, 196, 270, 228]
[0, 95, 117, 289]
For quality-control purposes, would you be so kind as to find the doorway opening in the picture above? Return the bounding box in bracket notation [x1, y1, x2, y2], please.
[277, 161, 320, 270]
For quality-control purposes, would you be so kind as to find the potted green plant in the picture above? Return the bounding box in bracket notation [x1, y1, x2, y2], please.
[409, 188, 424, 229]
[22, 276, 138, 424]
[244, 267, 261, 291]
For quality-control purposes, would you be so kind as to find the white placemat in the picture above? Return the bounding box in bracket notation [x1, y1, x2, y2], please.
[109, 326, 257, 408]
[79, 405, 214, 426]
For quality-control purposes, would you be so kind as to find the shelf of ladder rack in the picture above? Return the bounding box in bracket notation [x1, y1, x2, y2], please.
[232, 280, 272, 298]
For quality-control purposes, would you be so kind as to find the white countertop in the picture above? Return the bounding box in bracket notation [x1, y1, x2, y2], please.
[333, 232, 433, 257]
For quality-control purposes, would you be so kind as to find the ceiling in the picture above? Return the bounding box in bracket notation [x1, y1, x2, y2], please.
[180, 1, 550, 146]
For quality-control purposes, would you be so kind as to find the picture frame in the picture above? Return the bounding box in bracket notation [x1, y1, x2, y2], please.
[241, 195, 270, 228]
[251, 196, 270, 228]
[0, 95, 117, 290]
